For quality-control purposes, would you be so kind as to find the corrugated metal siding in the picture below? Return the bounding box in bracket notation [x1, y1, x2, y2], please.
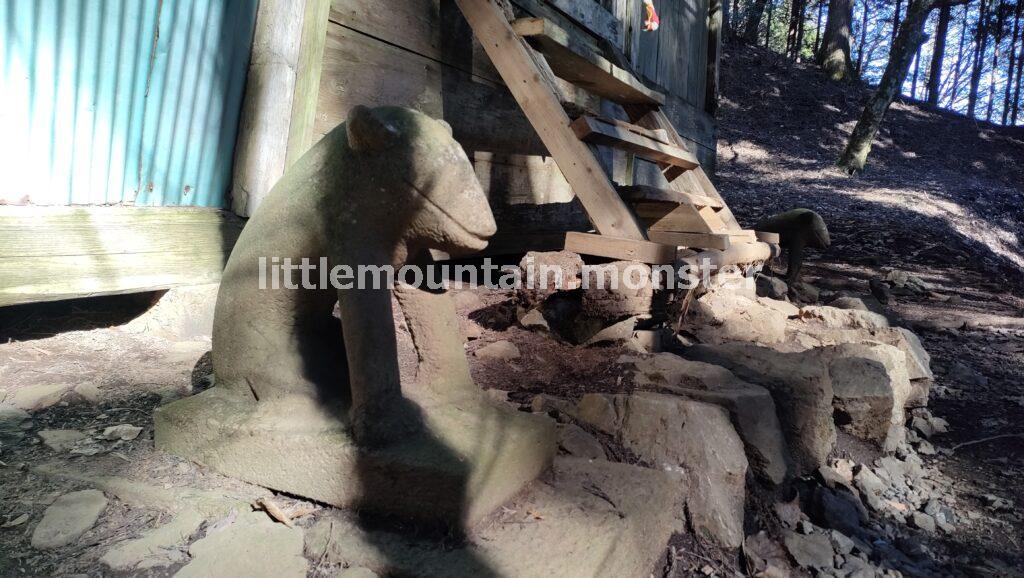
[0, 0, 257, 207]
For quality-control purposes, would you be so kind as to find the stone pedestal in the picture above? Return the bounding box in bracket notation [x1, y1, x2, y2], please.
[155, 388, 556, 528]
[303, 458, 688, 578]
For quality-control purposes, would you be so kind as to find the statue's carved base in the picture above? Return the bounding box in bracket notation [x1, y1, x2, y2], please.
[154, 388, 556, 527]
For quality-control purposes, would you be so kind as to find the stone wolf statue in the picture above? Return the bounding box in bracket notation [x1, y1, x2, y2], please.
[213, 105, 497, 446]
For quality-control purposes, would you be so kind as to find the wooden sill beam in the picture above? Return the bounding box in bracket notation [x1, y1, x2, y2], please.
[0, 206, 243, 307]
[647, 231, 760, 251]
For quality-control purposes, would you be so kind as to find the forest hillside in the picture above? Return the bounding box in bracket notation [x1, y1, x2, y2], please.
[718, 42, 1024, 286]
[716, 40, 1024, 569]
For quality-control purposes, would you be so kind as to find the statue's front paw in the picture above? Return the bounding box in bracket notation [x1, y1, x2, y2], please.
[350, 397, 423, 448]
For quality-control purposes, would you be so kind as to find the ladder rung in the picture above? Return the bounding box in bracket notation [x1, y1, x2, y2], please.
[594, 116, 671, 144]
[635, 204, 728, 234]
[511, 17, 665, 107]
[616, 185, 724, 209]
[571, 116, 700, 171]
[564, 231, 677, 264]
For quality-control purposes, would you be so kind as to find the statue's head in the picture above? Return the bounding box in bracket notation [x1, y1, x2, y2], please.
[345, 105, 497, 256]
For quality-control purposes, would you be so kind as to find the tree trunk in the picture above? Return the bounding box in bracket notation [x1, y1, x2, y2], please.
[815, 0, 826, 53]
[797, 4, 809, 58]
[723, 0, 731, 39]
[744, 0, 772, 42]
[968, 0, 990, 117]
[949, 5, 969, 106]
[766, 0, 776, 47]
[819, 0, 855, 79]
[839, 0, 935, 172]
[985, 0, 1006, 122]
[927, 4, 952, 104]
[787, 0, 810, 58]
[912, 43, 922, 98]
[1014, 13, 1024, 123]
[856, 0, 870, 75]
[893, 0, 904, 44]
[1003, 0, 1022, 124]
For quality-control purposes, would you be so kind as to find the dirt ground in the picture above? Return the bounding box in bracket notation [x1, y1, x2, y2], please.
[1, 41, 1022, 577]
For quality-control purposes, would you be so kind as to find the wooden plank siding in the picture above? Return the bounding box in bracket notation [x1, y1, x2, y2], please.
[313, 0, 717, 207]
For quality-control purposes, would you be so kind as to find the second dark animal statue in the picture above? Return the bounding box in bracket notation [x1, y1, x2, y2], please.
[754, 209, 830, 282]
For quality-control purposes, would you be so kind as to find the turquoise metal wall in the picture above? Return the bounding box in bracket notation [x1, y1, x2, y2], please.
[0, 0, 258, 207]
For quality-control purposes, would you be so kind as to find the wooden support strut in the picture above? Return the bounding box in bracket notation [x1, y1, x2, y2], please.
[455, 0, 646, 241]
[624, 106, 744, 233]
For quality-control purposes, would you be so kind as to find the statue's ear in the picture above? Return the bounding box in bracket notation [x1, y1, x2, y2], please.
[347, 105, 399, 152]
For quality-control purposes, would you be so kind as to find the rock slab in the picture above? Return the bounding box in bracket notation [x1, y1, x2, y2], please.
[684, 290, 787, 345]
[686, 343, 836, 475]
[38, 429, 88, 451]
[175, 513, 307, 578]
[576, 392, 748, 548]
[620, 353, 790, 484]
[101, 509, 205, 571]
[5, 383, 70, 411]
[304, 458, 686, 578]
[783, 530, 835, 569]
[31, 489, 108, 549]
[825, 342, 912, 447]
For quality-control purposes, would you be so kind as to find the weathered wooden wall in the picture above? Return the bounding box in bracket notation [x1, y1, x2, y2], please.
[605, 0, 710, 107]
[314, 0, 716, 214]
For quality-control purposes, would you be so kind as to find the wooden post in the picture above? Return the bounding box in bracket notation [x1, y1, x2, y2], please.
[286, 0, 332, 168]
[230, 0, 329, 217]
[706, 0, 723, 115]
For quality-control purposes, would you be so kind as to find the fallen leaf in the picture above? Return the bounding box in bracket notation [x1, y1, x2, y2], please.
[101, 424, 143, 441]
[886, 500, 909, 512]
[1, 514, 28, 528]
[69, 445, 101, 456]
[255, 497, 294, 527]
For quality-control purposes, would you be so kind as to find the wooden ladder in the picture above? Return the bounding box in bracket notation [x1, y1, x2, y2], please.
[454, 0, 762, 264]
